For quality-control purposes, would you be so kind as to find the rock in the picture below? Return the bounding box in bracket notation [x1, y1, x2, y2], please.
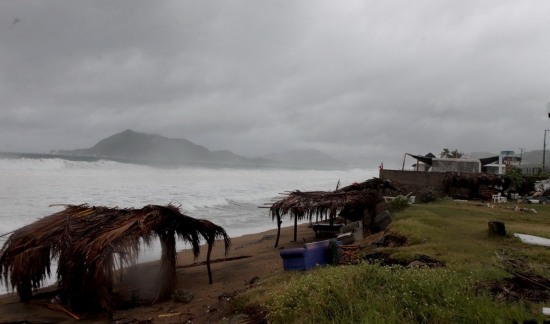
[172, 289, 194, 304]
[248, 276, 260, 285]
[227, 314, 250, 323]
[375, 233, 407, 247]
[218, 292, 235, 301]
[407, 260, 427, 268]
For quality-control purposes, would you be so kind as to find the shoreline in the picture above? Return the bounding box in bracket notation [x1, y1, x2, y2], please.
[0, 223, 317, 323]
[0, 221, 289, 296]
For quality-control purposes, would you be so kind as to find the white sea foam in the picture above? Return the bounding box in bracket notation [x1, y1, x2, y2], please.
[0, 158, 378, 294]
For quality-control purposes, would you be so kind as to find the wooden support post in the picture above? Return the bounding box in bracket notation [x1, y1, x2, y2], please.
[293, 214, 298, 242]
[275, 216, 281, 248]
[206, 240, 214, 284]
[154, 230, 176, 302]
[18, 277, 32, 303]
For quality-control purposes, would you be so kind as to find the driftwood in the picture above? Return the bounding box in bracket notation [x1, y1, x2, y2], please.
[176, 255, 251, 269]
[46, 303, 81, 320]
[339, 244, 363, 265]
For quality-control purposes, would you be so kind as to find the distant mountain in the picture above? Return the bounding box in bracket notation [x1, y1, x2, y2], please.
[55, 129, 260, 166]
[54, 129, 350, 169]
[520, 150, 543, 165]
[263, 149, 347, 169]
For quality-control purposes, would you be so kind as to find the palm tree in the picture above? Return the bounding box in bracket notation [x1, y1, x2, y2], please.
[440, 148, 463, 158]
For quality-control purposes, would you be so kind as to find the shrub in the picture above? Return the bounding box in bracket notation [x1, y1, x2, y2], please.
[389, 195, 410, 212]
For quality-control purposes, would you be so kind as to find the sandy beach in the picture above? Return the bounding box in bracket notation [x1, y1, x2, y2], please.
[0, 223, 317, 323]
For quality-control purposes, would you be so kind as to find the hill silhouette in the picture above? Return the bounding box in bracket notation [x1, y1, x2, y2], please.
[55, 130, 347, 169]
[56, 129, 256, 166]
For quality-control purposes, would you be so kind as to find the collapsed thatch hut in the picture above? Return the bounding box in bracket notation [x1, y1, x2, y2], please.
[0, 204, 230, 312]
[442, 172, 511, 199]
[269, 178, 403, 247]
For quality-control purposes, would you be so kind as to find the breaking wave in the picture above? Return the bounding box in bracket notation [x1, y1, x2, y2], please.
[0, 157, 377, 294]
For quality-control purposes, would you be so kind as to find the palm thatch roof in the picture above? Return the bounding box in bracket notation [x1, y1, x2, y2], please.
[0, 204, 230, 312]
[270, 190, 383, 221]
[335, 177, 402, 193]
[268, 178, 403, 246]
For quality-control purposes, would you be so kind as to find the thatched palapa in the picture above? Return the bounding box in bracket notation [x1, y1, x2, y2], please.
[0, 204, 231, 312]
[269, 178, 402, 247]
[442, 171, 511, 199]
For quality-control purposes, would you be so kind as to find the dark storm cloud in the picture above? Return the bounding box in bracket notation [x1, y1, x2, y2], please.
[1, 0, 550, 167]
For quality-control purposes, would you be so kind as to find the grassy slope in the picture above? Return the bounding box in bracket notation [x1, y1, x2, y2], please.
[236, 200, 550, 323]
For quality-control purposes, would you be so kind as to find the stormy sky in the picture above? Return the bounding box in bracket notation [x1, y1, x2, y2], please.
[1, 1, 550, 167]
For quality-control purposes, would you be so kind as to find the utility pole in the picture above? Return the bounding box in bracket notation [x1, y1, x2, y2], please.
[544, 130, 550, 172]
[544, 103, 550, 172]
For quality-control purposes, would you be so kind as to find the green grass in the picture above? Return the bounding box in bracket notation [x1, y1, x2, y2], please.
[264, 265, 526, 324]
[235, 200, 550, 323]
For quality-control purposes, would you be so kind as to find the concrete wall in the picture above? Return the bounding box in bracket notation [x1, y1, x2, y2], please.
[379, 169, 446, 202]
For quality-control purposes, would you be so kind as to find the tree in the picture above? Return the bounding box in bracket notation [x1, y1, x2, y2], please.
[440, 148, 463, 158]
[505, 166, 524, 192]
[449, 149, 463, 158]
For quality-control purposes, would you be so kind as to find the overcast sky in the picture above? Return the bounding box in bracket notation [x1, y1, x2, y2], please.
[2, 1, 550, 168]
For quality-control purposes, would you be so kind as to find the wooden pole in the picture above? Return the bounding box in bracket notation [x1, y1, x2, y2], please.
[18, 276, 32, 303]
[275, 215, 281, 248]
[206, 240, 214, 284]
[293, 214, 298, 242]
[154, 230, 176, 302]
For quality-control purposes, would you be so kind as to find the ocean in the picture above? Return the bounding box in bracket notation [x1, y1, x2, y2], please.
[0, 157, 377, 293]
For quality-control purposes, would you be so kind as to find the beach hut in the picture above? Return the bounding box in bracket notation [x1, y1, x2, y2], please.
[269, 178, 402, 247]
[442, 171, 510, 200]
[0, 204, 230, 312]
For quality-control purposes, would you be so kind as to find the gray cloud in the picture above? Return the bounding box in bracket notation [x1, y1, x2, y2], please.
[1, 0, 550, 168]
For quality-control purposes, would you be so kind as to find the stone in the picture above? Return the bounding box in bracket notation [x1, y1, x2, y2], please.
[172, 289, 194, 304]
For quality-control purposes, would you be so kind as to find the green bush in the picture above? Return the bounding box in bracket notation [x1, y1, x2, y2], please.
[505, 166, 525, 192]
[389, 196, 410, 212]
